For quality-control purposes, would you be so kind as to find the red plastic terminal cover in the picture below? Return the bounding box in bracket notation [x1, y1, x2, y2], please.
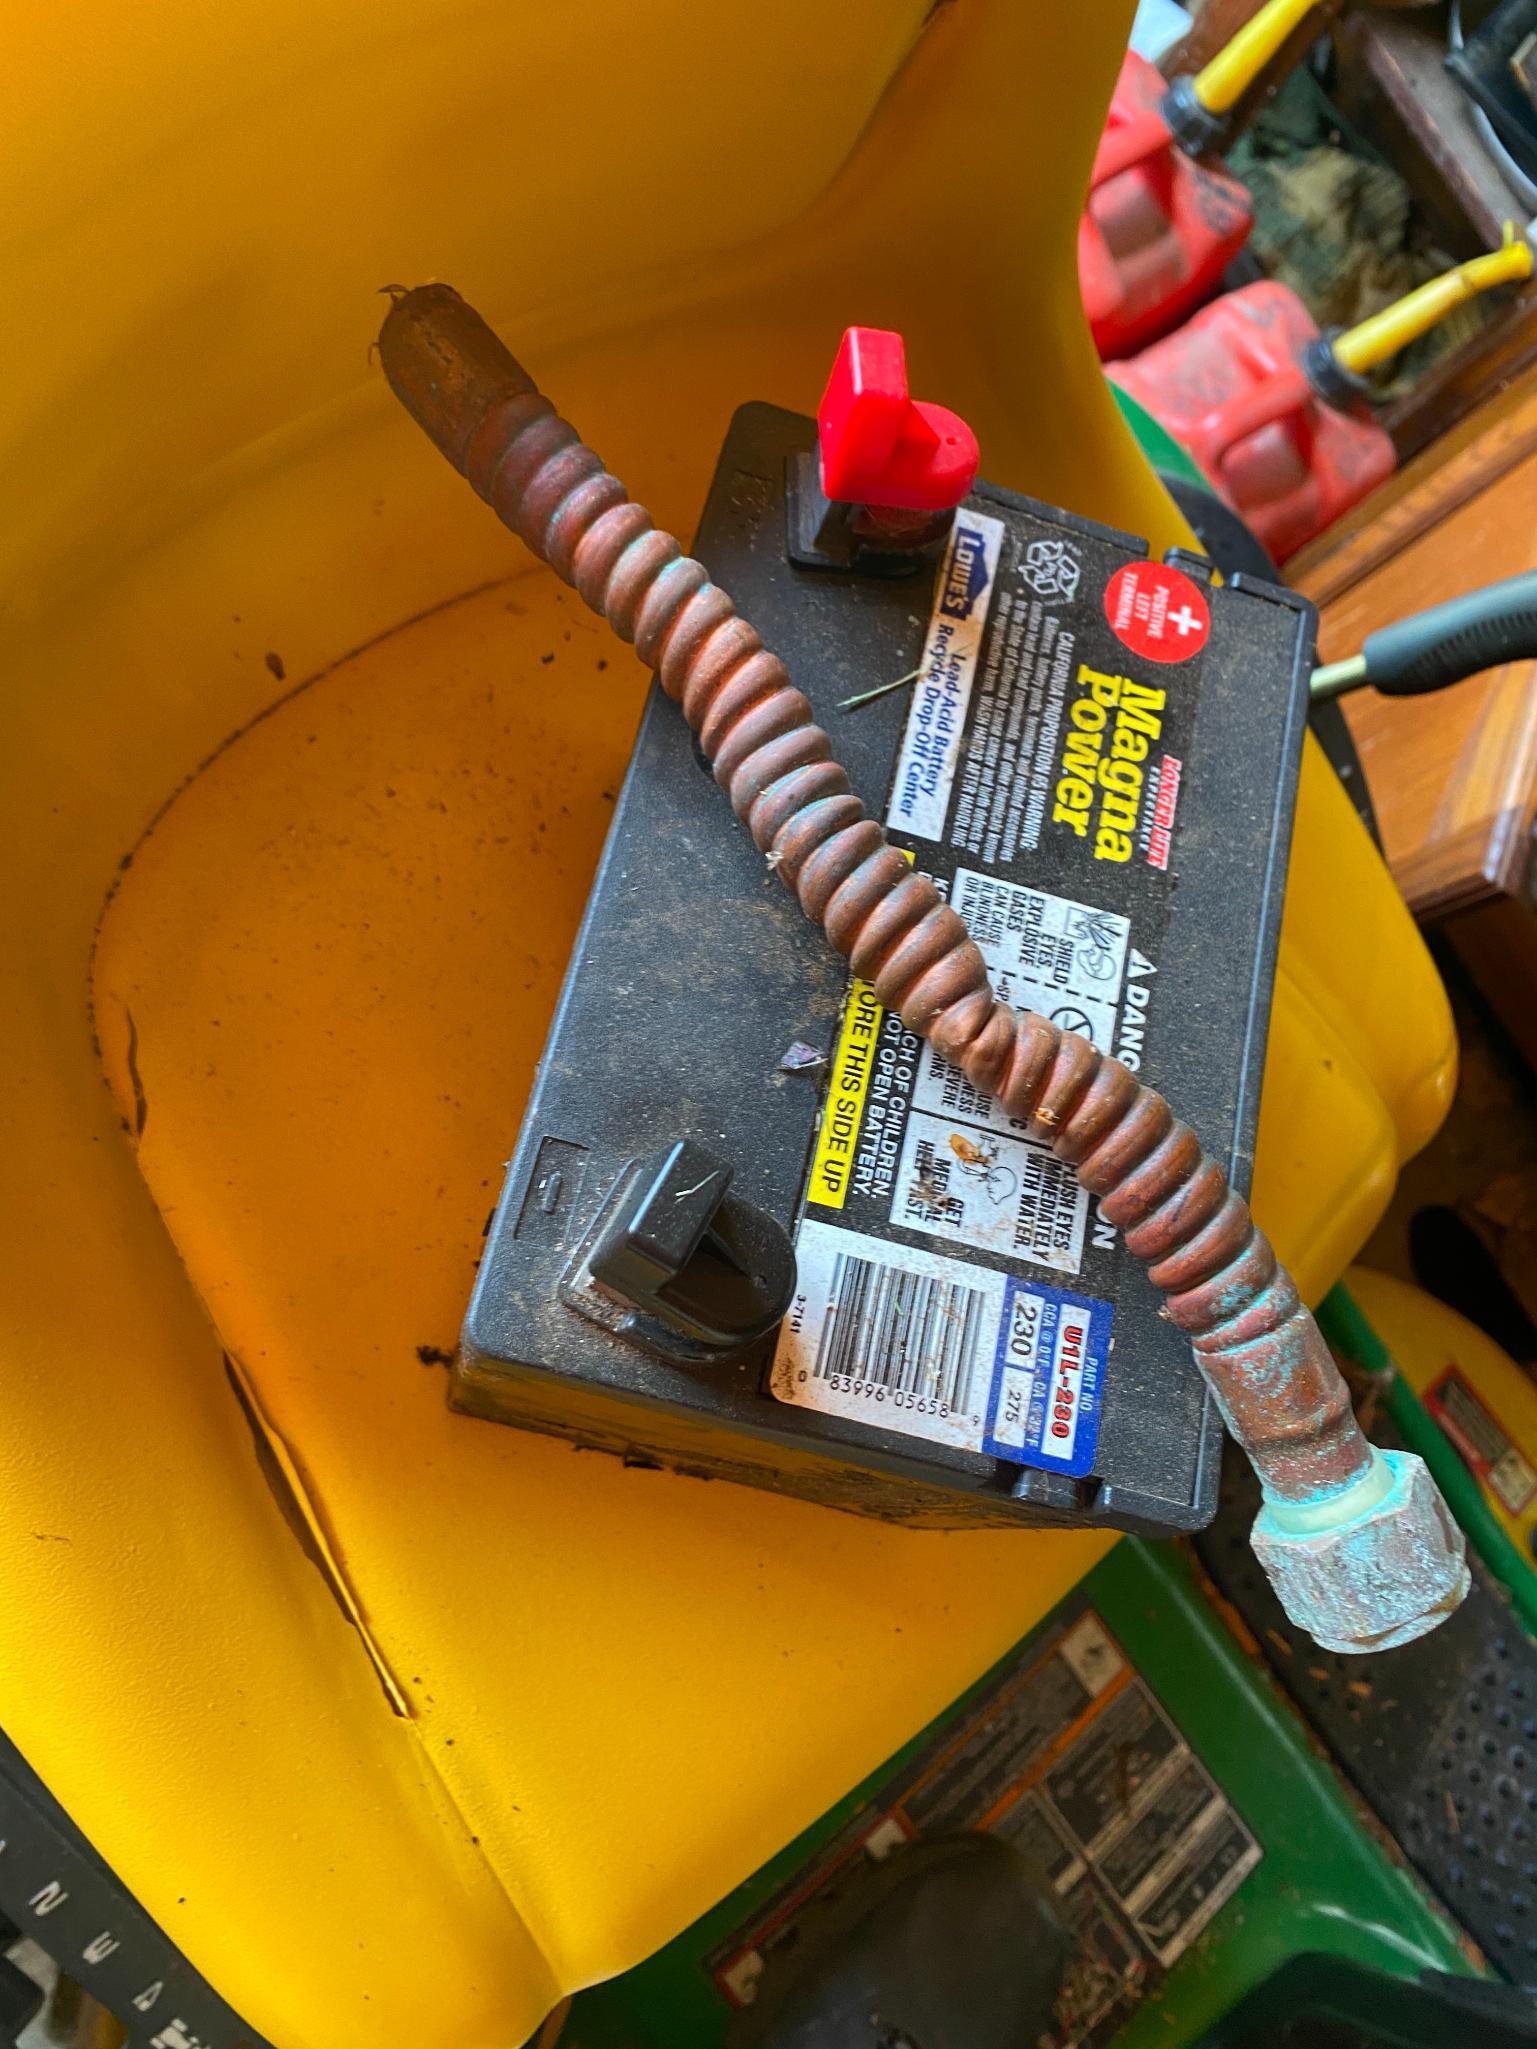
[817, 327, 980, 513]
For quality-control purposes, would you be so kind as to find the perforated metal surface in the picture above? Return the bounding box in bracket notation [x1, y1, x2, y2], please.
[1198, 1437, 1537, 1980]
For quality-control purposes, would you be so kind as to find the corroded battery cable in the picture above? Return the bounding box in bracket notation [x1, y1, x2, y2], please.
[378, 284, 1467, 1651]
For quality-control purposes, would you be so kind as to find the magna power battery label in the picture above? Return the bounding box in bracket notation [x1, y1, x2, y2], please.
[706, 1609, 1261, 2045]
[772, 503, 1204, 1474]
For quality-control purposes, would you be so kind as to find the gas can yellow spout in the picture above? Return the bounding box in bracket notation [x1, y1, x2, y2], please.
[1332, 226, 1535, 378]
[1191, 0, 1323, 115]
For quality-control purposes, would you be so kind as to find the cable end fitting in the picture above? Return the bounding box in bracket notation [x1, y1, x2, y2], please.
[1251, 1449, 1471, 1654]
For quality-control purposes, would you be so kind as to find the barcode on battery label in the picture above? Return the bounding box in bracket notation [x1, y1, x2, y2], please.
[771, 1220, 1115, 1474]
[771, 1220, 1005, 1452]
[815, 1251, 991, 1417]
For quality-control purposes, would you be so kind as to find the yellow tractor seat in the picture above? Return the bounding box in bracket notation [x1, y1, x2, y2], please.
[1, 4, 1455, 2046]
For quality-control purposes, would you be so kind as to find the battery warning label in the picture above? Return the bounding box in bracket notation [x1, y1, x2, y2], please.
[806, 976, 883, 1210]
[893, 1109, 1089, 1268]
[707, 1609, 1262, 2042]
[774, 497, 1204, 1480]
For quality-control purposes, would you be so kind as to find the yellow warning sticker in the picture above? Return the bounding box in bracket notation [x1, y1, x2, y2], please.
[807, 977, 885, 1210]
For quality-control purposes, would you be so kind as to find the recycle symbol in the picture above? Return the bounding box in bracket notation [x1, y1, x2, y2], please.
[1023, 536, 1082, 600]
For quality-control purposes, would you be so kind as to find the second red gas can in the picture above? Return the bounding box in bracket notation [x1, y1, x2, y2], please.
[1107, 280, 1396, 562]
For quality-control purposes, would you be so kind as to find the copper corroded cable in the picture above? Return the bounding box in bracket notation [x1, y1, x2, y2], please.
[375, 285, 1427, 1535]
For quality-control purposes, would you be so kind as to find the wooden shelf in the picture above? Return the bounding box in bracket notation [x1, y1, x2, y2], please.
[1297, 367, 1537, 921]
[1293, 365, 1537, 1066]
[1334, 10, 1519, 252]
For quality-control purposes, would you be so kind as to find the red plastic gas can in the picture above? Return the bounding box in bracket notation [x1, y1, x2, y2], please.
[1108, 279, 1397, 562]
[1080, 51, 1255, 361]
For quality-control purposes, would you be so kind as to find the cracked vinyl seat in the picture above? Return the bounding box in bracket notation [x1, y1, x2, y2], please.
[0, 3, 1455, 2044]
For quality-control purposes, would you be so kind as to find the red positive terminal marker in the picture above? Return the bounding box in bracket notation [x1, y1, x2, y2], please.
[817, 327, 979, 512]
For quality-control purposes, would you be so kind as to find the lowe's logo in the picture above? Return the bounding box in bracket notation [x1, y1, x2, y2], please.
[939, 522, 992, 619]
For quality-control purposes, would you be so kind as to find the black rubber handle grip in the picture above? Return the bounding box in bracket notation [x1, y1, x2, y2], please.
[1362, 569, 1537, 695]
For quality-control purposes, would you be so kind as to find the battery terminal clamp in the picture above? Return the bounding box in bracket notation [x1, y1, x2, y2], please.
[789, 327, 979, 575]
[564, 1139, 795, 1366]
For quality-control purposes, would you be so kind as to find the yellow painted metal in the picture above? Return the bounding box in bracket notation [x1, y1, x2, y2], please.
[1332, 225, 1535, 377]
[1191, 0, 1321, 114]
[0, 4, 1455, 2047]
[1348, 1268, 1537, 1557]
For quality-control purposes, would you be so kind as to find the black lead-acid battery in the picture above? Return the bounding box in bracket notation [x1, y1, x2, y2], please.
[456, 402, 1315, 1534]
